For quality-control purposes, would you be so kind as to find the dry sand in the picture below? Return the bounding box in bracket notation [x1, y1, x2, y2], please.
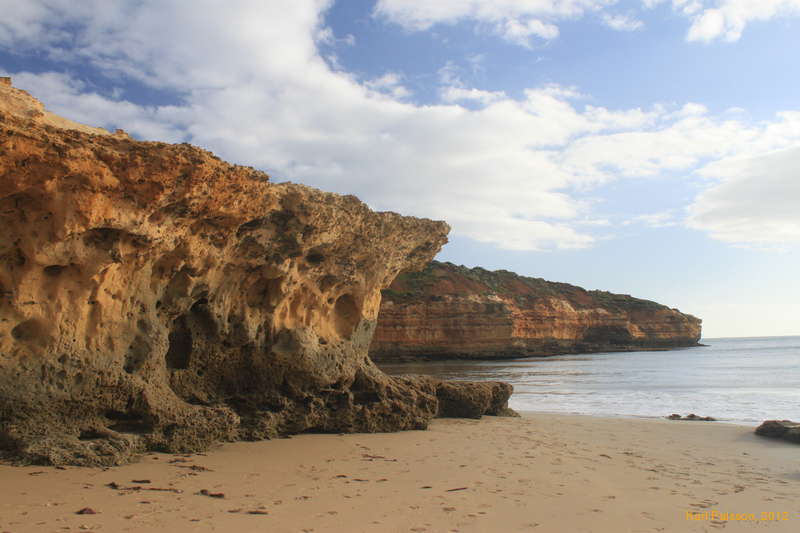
[1, 412, 798, 532]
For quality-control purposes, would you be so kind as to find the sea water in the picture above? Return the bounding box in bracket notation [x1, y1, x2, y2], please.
[377, 336, 800, 425]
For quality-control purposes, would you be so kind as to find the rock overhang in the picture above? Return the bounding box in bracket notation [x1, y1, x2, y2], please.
[0, 80, 513, 466]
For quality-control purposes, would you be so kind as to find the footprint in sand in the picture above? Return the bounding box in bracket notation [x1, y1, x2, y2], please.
[689, 499, 718, 509]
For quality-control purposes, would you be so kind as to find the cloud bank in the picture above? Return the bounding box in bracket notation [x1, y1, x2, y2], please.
[687, 147, 800, 245]
[376, 0, 800, 43]
[374, 0, 617, 45]
[644, 0, 800, 42]
[1, 0, 799, 251]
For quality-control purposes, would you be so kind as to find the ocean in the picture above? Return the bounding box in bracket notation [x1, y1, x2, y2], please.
[377, 336, 800, 426]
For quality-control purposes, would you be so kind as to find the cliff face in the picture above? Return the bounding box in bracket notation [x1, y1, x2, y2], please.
[0, 82, 512, 466]
[370, 262, 701, 361]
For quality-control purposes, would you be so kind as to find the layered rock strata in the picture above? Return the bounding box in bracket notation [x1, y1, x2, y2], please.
[0, 82, 512, 466]
[370, 261, 701, 361]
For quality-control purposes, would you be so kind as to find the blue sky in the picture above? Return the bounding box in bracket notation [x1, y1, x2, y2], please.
[1, 0, 799, 337]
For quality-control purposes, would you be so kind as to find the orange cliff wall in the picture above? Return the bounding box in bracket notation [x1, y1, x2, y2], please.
[369, 262, 701, 361]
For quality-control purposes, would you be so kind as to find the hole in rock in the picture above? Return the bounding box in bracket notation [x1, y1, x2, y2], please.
[333, 294, 359, 340]
[82, 227, 123, 250]
[124, 335, 150, 374]
[353, 391, 381, 405]
[190, 298, 217, 334]
[191, 286, 209, 300]
[319, 275, 337, 292]
[306, 251, 325, 265]
[324, 391, 350, 410]
[186, 396, 210, 406]
[165, 298, 217, 370]
[78, 429, 106, 441]
[11, 319, 44, 341]
[227, 316, 250, 347]
[160, 201, 190, 217]
[43, 265, 66, 276]
[237, 217, 267, 236]
[163, 423, 179, 439]
[1, 245, 26, 267]
[105, 410, 153, 434]
[246, 276, 283, 309]
[350, 370, 383, 406]
[165, 316, 191, 369]
[583, 325, 633, 345]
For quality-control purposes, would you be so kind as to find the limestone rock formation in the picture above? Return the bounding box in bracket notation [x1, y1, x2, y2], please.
[370, 261, 702, 361]
[398, 377, 516, 419]
[666, 414, 716, 422]
[0, 81, 512, 466]
[755, 420, 800, 444]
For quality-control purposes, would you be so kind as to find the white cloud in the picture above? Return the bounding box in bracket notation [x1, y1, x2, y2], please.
[440, 86, 507, 106]
[436, 60, 505, 106]
[625, 211, 678, 227]
[686, 8, 730, 41]
[374, 0, 800, 44]
[316, 25, 355, 46]
[500, 18, 560, 45]
[466, 53, 486, 73]
[601, 13, 644, 31]
[374, 0, 614, 46]
[559, 111, 771, 184]
[374, 0, 615, 29]
[2, 71, 187, 141]
[2, 0, 800, 251]
[687, 146, 800, 245]
[670, 0, 704, 15]
[364, 72, 412, 99]
[643, 0, 800, 42]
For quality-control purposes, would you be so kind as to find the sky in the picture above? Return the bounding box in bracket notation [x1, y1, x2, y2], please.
[1, 0, 799, 338]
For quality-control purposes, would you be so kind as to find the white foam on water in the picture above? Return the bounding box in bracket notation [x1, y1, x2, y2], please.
[379, 336, 800, 425]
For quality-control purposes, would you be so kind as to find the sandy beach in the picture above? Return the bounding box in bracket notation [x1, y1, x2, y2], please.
[1, 412, 798, 533]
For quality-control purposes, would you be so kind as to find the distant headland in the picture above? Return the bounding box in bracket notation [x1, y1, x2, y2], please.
[370, 261, 701, 361]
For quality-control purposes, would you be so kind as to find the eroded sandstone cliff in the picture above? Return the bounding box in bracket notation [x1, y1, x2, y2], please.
[0, 82, 512, 465]
[370, 261, 701, 361]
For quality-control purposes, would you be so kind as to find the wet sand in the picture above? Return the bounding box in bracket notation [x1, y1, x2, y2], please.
[1, 412, 798, 532]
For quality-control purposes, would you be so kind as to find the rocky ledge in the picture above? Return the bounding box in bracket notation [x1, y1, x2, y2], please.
[370, 261, 701, 361]
[755, 420, 800, 444]
[0, 82, 513, 466]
